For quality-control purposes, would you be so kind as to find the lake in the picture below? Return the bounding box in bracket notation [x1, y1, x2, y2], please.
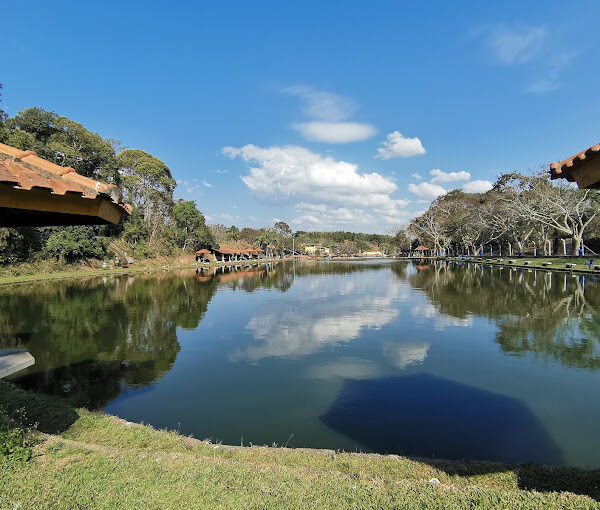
[3, 260, 600, 467]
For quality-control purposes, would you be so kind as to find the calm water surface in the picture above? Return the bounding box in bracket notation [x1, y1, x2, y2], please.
[3, 260, 600, 467]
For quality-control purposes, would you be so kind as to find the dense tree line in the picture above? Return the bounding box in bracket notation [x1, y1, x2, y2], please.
[0, 86, 214, 264]
[208, 220, 405, 255]
[406, 172, 600, 256]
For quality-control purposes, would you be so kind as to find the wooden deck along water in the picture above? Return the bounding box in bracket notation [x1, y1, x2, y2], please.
[0, 349, 35, 379]
[396, 256, 600, 276]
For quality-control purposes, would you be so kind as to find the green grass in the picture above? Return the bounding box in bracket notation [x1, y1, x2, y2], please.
[1, 382, 600, 508]
[446, 256, 599, 273]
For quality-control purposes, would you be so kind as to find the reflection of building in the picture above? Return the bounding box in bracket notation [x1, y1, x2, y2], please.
[551, 142, 600, 189]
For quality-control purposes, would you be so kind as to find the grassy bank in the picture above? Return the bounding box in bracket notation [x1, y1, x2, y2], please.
[1, 382, 599, 508]
[0, 255, 282, 286]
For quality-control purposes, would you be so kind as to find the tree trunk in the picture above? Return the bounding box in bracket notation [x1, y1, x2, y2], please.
[572, 235, 583, 254]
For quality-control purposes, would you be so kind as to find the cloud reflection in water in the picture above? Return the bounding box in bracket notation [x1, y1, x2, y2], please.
[231, 273, 400, 362]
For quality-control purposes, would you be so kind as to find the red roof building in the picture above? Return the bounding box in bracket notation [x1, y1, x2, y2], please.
[550, 142, 600, 189]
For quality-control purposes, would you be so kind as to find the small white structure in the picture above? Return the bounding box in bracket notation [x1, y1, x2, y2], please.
[0, 349, 35, 379]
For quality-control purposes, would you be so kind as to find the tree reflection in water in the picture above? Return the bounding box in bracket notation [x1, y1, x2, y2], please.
[394, 262, 600, 370]
[0, 271, 219, 407]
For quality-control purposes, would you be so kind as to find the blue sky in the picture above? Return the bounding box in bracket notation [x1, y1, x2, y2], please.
[2, 1, 599, 233]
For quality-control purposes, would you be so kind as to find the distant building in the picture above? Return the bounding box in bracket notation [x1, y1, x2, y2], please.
[362, 248, 383, 257]
[304, 245, 330, 256]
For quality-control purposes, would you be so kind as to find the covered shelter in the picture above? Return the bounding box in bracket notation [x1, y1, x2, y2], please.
[551, 142, 600, 189]
[196, 242, 265, 263]
[412, 245, 431, 257]
[0, 142, 131, 227]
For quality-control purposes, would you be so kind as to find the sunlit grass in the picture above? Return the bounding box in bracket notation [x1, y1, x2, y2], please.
[1, 382, 600, 508]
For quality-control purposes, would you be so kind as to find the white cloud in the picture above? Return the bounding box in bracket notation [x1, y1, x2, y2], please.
[224, 144, 396, 204]
[383, 342, 430, 368]
[216, 169, 229, 174]
[429, 168, 471, 184]
[411, 173, 423, 181]
[485, 25, 547, 65]
[292, 202, 411, 231]
[285, 85, 375, 144]
[202, 180, 213, 188]
[294, 121, 376, 143]
[376, 131, 426, 159]
[463, 180, 493, 193]
[223, 144, 410, 231]
[284, 85, 355, 122]
[408, 182, 446, 200]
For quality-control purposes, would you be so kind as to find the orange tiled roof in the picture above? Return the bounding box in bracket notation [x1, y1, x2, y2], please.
[0, 142, 131, 214]
[213, 242, 264, 255]
[414, 246, 428, 251]
[550, 143, 600, 182]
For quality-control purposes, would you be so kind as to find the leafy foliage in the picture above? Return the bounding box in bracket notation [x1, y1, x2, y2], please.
[0, 406, 34, 462]
[118, 149, 176, 220]
[6, 108, 120, 183]
[43, 227, 109, 262]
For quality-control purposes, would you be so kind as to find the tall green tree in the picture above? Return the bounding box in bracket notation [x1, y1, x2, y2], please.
[170, 200, 215, 251]
[6, 108, 120, 183]
[227, 225, 240, 241]
[118, 149, 176, 221]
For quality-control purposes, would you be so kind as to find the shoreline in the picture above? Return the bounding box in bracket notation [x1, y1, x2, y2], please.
[0, 257, 286, 286]
[1, 254, 599, 287]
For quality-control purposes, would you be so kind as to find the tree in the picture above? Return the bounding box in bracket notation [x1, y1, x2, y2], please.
[274, 221, 292, 238]
[171, 200, 215, 251]
[208, 224, 229, 245]
[502, 172, 600, 254]
[6, 108, 120, 183]
[254, 230, 278, 256]
[43, 227, 109, 263]
[117, 149, 176, 221]
[227, 225, 240, 241]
